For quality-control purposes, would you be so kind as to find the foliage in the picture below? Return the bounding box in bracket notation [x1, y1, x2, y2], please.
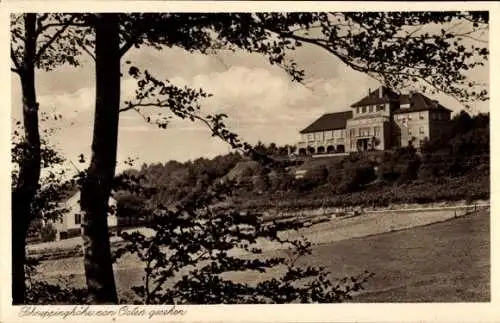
[239, 171, 489, 212]
[113, 175, 373, 304]
[112, 12, 488, 104]
[10, 13, 88, 73]
[420, 111, 489, 179]
[253, 141, 297, 156]
[12, 119, 73, 234]
[39, 223, 58, 242]
[116, 152, 242, 209]
[25, 281, 89, 305]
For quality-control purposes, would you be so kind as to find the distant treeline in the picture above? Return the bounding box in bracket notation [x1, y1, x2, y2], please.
[114, 110, 489, 220]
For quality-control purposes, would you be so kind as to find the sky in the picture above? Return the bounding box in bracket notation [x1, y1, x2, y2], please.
[10, 25, 489, 173]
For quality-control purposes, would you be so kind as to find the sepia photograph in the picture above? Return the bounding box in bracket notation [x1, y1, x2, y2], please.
[2, 1, 496, 322]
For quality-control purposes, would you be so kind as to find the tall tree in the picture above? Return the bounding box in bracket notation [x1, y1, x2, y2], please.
[10, 13, 83, 304]
[78, 14, 121, 304]
[70, 12, 488, 303]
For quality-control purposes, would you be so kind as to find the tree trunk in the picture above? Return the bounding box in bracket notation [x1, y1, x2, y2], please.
[12, 13, 41, 305]
[80, 13, 120, 304]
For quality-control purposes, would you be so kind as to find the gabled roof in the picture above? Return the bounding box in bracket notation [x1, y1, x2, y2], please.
[300, 111, 353, 134]
[394, 92, 453, 114]
[350, 86, 400, 108]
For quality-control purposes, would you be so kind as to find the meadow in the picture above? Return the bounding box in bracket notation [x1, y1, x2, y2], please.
[33, 207, 490, 303]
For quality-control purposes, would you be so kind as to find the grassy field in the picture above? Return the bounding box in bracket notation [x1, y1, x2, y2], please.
[35, 209, 489, 303]
[300, 211, 490, 302]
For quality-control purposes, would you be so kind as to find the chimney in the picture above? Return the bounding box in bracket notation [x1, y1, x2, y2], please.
[432, 100, 439, 108]
[287, 146, 291, 156]
[379, 87, 383, 99]
[368, 88, 371, 95]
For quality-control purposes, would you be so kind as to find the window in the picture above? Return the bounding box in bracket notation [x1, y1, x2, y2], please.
[408, 114, 412, 121]
[377, 105, 385, 111]
[359, 127, 370, 136]
[374, 126, 381, 137]
[362, 106, 367, 113]
[356, 107, 360, 114]
[419, 112, 424, 120]
[350, 129, 356, 138]
[419, 127, 425, 135]
[307, 134, 313, 141]
[339, 130, 344, 138]
[368, 106, 373, 113]
[75, 213, 82, 225]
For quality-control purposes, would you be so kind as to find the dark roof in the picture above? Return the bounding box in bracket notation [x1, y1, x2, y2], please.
[300, 111, 353, 134]
[394, 92, 453, 114]
[350, 86, 400, 108]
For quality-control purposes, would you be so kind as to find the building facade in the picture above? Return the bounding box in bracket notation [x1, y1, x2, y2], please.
[298, 86, 452, 155]
[48, 191, 118, 240]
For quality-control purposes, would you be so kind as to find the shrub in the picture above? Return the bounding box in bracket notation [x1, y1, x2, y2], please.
[112, 178, 375, 304]
[25, 281, 89, 305]
[304, 165, 329, 185]
[40, 223, 57, 242]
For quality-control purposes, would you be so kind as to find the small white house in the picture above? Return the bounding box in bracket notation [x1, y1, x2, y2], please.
[51, 191, 118, 240]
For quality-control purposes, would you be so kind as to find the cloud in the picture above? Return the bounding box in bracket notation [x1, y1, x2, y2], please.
[38, 86, 95, 119]
[164, 66, 317, 125]
[115, 62, 383, 148]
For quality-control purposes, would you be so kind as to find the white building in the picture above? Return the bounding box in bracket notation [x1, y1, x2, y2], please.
[50, 191, 118, 240]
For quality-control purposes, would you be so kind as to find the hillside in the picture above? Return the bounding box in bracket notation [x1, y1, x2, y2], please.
[222, 158, 262, 181]
[111, 110, 489, 216]
[32, 208, 489, 303]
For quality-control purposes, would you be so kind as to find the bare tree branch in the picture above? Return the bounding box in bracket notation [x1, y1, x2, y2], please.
[119, 31, 139, 58]
[33, 16, 77, 64]
[34, 20, 88, 38]
[78, 41, 96, 61]
[120, 101, 252, 155]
